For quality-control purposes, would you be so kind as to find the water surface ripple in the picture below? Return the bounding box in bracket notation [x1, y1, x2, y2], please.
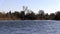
[0, 20, 59, 34]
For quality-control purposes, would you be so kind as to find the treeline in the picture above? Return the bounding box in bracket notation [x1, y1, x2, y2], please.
[0, 7, 60, 20]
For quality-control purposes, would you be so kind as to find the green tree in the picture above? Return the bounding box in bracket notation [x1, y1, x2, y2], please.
[49, 13, 55, 20]
[25, 11, 36, 20]
[44, 13, 49, 20]
[54, 11, 60, 20]
[20, 11, 25, 20]
[37, 10, 45, 20]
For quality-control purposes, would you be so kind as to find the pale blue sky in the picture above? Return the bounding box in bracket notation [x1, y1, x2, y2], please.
[0, 0, 60, 14]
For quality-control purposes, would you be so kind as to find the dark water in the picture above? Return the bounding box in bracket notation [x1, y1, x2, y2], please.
[0, 20, 60, 34]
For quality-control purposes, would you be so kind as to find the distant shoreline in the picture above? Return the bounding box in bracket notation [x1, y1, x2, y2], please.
[0, 8, 60, 20]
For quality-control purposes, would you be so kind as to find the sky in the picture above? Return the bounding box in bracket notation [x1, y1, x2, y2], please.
[0, 0, 60, 14]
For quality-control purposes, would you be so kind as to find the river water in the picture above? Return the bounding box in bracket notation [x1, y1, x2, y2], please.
[0, 20, 60, 34]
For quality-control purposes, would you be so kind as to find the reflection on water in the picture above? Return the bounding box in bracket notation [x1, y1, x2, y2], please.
[0, 20, 60, 34]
